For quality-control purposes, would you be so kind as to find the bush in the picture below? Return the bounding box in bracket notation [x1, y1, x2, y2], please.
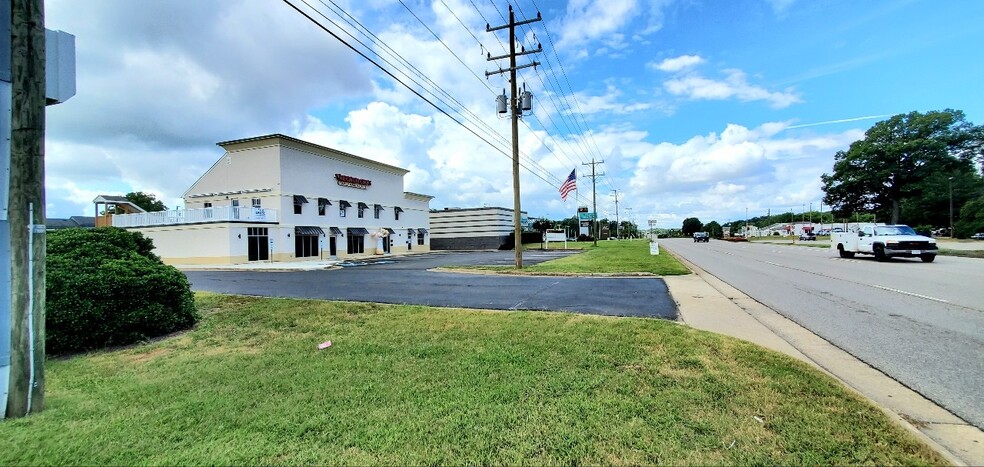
[913, 224, 934, 237]
[46, 228, 199, 354]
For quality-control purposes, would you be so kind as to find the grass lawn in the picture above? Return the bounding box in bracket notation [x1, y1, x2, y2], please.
[470, 239, 690, 275]
[0, 294, 944, 465]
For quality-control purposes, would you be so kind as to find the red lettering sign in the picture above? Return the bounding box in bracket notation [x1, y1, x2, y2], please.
[335, 174, 372, 189]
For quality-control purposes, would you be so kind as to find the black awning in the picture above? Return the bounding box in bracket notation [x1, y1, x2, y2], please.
[347, 227, 370, 236]
[295, 226, 324, 236]
[384, 228, 395, 234]
[374, 204, 383, 212]
[407, 228, 416, 235]
[329, 227, 343, 236]
[338, 200, 352, 208]
[317, 197, 331, 206]
[357, 202, 369, 210]
[418, 228, 428, 234]
[394, 206, 404, 213]
[293, 195, 309, 205]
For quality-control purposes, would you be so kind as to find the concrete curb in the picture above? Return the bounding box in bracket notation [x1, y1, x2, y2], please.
[663, 247, 984, 466]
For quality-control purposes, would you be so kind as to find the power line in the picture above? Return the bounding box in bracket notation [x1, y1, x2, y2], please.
[284, 0, 569, 192]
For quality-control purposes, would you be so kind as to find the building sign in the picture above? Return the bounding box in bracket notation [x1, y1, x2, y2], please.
[335, 174, 372, 189]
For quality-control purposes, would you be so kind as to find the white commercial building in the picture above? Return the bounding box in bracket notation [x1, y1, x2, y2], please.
[112, 134, 433, 264]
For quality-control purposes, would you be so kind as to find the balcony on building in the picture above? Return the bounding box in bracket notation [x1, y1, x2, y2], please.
[111, 205, 279, 228]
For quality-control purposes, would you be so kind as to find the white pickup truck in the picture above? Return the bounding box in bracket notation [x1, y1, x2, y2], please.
[831, 224, 938, 262]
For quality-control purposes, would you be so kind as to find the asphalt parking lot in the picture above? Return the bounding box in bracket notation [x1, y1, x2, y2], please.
[184, 250, 678, 319]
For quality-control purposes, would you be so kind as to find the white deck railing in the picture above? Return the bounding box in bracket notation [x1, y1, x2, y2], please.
[112, 207, 279, 228]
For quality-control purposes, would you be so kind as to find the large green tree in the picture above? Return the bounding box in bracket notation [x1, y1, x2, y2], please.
[125, 191, 167, 212]
[822, 109, 982, 224]
[681, 217, 703, 236]
[704, 221, 723, 238]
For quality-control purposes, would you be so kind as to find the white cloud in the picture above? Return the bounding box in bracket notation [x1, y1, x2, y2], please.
[556, 0, 640, 50]
[767, 0, 796, 15]
[568, 86, 653, 115]
[651, 54, 705, 72]
[46, 0, 373, 148]
[664, 69, 802, 108]
[619, 122, 862, 227]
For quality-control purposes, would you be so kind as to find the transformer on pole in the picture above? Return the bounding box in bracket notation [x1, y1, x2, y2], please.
[485, 5, 541, 269]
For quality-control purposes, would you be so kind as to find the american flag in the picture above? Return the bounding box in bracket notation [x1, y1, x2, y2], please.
[559, 169, 576, 201]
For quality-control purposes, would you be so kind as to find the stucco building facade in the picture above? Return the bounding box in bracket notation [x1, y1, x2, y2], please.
[112, 134, 433, 264]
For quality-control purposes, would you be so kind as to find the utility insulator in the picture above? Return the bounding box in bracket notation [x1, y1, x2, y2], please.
[520, 90, 533, 112]
[496, 91, 507, 114]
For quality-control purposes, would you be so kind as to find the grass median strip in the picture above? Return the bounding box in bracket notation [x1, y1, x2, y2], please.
[0, 293, 944, 465]
[462, 239, 690, 275]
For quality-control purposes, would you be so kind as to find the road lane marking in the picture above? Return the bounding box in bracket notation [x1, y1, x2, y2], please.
[872, 285, 949, 303]
[758, 257, 951, 304]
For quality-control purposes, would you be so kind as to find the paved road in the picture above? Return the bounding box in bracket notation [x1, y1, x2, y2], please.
[662, 238, 984, 430]
[184, 250, 677, 319]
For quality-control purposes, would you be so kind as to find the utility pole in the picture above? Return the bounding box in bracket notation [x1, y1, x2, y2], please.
[486, 5, 540, 269]
[611, 190, 619, 239]
[582, 158, 604, 246]
[7, 0, 47, 417]
[949, 177, 954, 239]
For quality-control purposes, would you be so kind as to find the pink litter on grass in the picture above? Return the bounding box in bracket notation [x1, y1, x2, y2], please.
[318, 341, 333, 349]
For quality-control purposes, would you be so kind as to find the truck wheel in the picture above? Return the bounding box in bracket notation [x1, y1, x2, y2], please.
[837, 245, 855, 258]
[874, 245, 888, 262]
[920, 254, 936, 263]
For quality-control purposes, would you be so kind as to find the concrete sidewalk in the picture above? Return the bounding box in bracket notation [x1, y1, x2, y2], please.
[663, 252, 984, 466]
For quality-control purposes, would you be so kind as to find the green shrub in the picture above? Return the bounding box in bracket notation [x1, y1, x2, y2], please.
[46, 228, 198, 354]
[913, 224, 934, 237]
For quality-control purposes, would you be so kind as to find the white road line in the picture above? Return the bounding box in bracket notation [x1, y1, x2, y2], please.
[872, 285, 949, 303]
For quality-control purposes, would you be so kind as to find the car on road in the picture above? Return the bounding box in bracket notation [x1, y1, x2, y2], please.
[799, 232, 817, 241]
[972, 232, 984, 240]
[693, 232, 710, 242]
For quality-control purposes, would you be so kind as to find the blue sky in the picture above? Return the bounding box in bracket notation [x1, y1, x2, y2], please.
[44, 0, 984, 229]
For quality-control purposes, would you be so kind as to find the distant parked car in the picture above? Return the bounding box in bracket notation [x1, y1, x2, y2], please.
[972, 232, 984, 240]
[799, 233, 817, 241]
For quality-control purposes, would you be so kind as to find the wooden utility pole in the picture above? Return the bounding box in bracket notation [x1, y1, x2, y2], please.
[612, 189, 619, 239]
[7, 0, 46, 417]
[582, 158, 604, 246]
[486, 5, 540, 269]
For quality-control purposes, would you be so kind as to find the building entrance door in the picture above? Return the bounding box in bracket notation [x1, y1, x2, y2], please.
[329, 236, 337, 256]
[248, 227, 269, 261]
